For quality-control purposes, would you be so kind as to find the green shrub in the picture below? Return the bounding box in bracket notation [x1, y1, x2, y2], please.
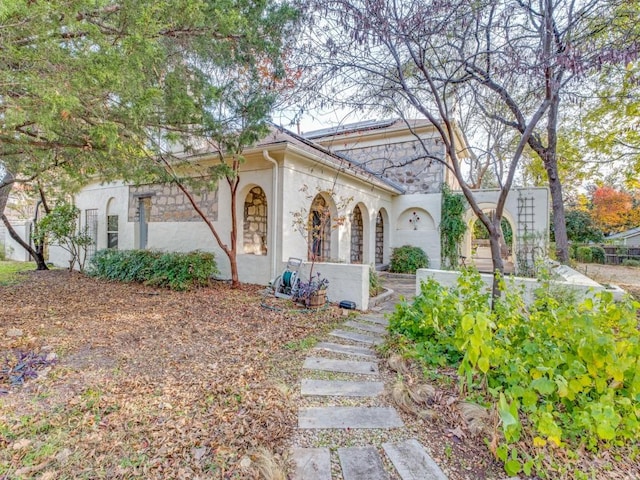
[369, 265, 383, 297]
[576, 246, 593, 263]
[89, 249, 218, 290]
[388, 270, 640, 477]
[590, 245, 606, 264]
[622, 258, 640, 267]
[389, 245, 429, 273]
[0, 243, 5, 261]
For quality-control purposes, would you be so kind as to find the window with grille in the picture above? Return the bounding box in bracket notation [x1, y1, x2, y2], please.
[85, 209, 98, 260]
[107, 215, 118, 249]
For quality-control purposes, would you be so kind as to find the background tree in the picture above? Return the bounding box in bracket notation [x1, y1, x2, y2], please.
[298, 0, 550, 298]
[0, 0, 297, 282]
[590, 185, 640, 235]
[564, 209, 604, 243]
[460, 0, 639, 264]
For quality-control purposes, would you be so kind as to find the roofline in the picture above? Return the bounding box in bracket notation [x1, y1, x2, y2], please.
[606, 227, 640, 239]
[308, 118, 471, 160]
[260, 123, 406, 193]
[243, 141, 405, 195]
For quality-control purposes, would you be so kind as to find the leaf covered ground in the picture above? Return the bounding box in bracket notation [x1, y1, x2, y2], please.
[0, 270, 340, 479]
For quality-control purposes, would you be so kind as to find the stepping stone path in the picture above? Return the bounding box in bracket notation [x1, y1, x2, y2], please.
[290, 281, 448, 480]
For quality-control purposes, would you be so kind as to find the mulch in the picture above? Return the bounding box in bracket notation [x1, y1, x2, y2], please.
[0, 270, 340, 479]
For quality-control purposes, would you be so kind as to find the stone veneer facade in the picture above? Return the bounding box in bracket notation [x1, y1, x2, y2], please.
[350, 205, 364, 263]
[128, 184, 218, 222]
[375, 211, 384, 264]
[243, 186, 268, 255]
[336, 138, 444, 194]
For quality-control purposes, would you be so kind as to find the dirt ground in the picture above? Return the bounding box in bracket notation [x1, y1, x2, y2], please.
[575, 263, 640, 300]
[0, 270, 340, 479]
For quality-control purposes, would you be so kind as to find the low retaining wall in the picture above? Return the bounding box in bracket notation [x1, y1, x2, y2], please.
[282, 261, 370, 311]
[416, 265, 626, 304]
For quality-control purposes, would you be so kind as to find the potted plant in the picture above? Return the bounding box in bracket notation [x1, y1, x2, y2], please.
[294, 272, 329, 308]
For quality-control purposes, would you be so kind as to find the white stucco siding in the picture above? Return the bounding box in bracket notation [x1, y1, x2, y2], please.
[3, 222, 32, 262]
[75, 181, 132, 249]
[392, 193, 442, 269]
[278, 155, 395, 266]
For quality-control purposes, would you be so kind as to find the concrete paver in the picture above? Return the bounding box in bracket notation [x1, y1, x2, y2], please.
[329, 329, 383, 345]
[299, 406, 404, 429]
[338, 446, 389, 480]
[290, 447, 331, 480]
[357, 314, 389, 326]
[383, 439, 448, 480]
[303, 357, 378, 375]
[344, 320, 387, 335]
[313, 341, 377, 358]
[301, 378, 384, 397]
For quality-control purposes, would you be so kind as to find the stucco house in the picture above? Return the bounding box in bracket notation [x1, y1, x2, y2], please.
[9, 119, 549, 309]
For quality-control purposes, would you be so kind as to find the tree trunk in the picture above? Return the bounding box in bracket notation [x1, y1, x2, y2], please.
[546, 162, 569, 262]
[543, 98, 569, 263]
[488, 221, 505, 303]
[228, 175, 240, 288]
[1, 214, 48, 270]
[1, 173, 48, 270]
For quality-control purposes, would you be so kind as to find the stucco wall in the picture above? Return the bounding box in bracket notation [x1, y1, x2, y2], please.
[278, 153, 396, 268]
[392, 193, 442, 269]
[2, 222, 31, 262]
[290, 261, 370, 310]
[416, 265, 625, 304]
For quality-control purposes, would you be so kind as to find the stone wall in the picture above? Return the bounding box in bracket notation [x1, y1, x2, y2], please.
[128, 184, 218, 222]
[337, 139, 445, 193]
[375, 212, 384, 264]
[243, 186, 268, 255]
[350, 205, 363, 263]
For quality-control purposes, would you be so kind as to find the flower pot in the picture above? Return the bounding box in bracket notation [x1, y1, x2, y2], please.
[307, 290, 327, 308]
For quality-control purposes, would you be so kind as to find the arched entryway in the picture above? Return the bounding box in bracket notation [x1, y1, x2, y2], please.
[309, 194, 333, 261]
[463, 206, 516, 273]
[350, 205, 364, 263]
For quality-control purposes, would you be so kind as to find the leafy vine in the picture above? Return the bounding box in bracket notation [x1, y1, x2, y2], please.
[440, 184, 467, 269]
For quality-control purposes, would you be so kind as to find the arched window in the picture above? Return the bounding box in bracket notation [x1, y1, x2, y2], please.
[309, 194, 331, 261]
[243, 186, 268, 255]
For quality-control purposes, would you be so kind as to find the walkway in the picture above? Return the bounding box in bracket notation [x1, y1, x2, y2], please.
[289, 274, 448, 479]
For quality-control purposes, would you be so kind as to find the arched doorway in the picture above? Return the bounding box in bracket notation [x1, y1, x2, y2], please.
[350, 205, 364, 263]
[309, 194, 332, 261]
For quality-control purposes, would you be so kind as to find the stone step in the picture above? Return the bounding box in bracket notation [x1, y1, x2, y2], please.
[303, 357, 378, 375]
[330, 329, 383, 346]
[344, 320, 387, 335]
[301, 378, 384, 397]
[338, 446, 389, 480]
[358, 315, 389, 326]
[383, 439, 448, 480]
[314, 341, 377, 358]
[299, 406, 404, 429]
[290, 447, 331, 480]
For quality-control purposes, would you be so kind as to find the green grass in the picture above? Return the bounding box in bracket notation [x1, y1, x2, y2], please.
[0, 261, 36, 285]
